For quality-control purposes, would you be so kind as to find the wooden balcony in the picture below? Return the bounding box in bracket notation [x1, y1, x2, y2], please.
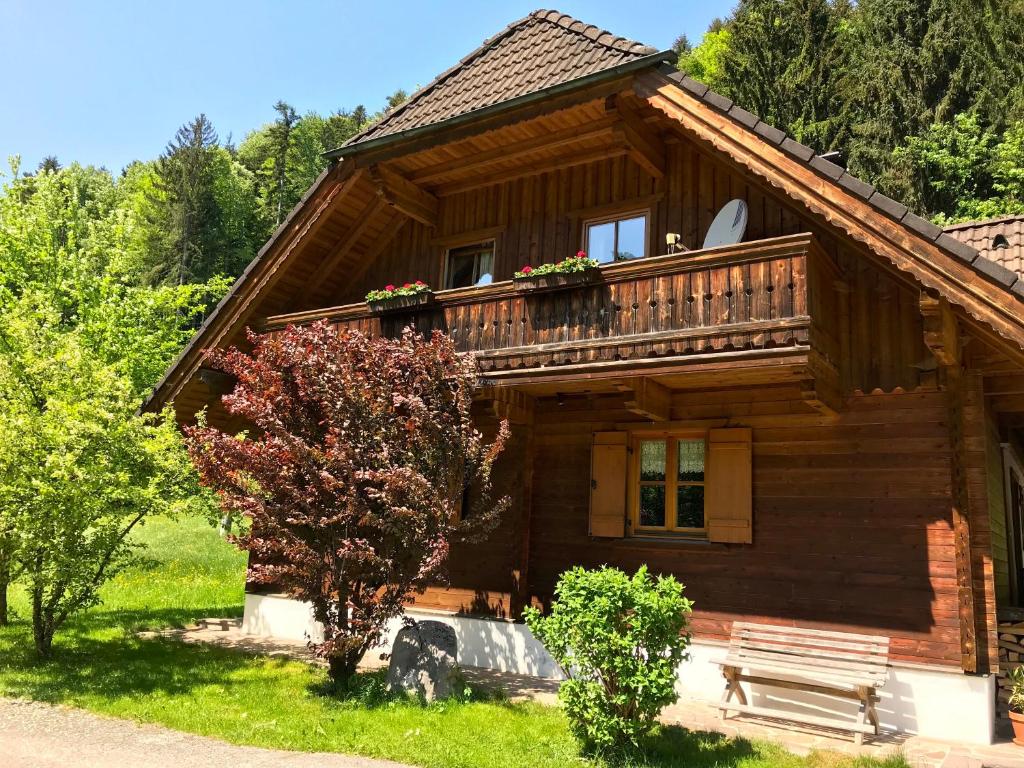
[264, 233, 839, 395]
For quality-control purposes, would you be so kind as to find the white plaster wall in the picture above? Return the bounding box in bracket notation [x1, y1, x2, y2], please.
[242, 593, 994, 744]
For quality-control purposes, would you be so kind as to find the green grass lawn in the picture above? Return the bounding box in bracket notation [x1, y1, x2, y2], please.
[0, 516, 906, 768]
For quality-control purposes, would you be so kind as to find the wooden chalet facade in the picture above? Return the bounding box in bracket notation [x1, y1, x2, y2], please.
[147, 11, 1024, 744]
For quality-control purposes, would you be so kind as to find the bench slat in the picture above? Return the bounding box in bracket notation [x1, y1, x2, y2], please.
[732, 629, 889, 654]
[723, 658, 887, 688]
[731, 622, 890, 646]
[729, 643, 888, 667]
[727, 644, 888, 672]
[729, 651, 888, 679]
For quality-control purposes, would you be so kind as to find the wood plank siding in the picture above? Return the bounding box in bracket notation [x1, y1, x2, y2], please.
[425, 387, 969, 669]
[166, 90, 1024, 678]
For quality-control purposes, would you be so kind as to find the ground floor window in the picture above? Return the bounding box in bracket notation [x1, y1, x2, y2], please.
[631, 434, 706, 535]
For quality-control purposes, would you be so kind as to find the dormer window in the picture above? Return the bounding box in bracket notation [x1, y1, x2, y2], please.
[445, 241, 495, 289]
[584, 211, 648, 263]
[994, 234, 1010, 250]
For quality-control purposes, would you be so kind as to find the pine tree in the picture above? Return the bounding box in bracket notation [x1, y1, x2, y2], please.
[718, 0, 852, 153]
[150, 115, 219, 286]
[268, 101, 298, 226]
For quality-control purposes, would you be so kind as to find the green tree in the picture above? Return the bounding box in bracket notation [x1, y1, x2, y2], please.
[890, 114, 1024, 222]
[715, 0, 853, 152]
[846, 0, 1024, 184]
[269, 101, 299, 226]
[678, 24, 731, 93]
[0, 161, 215, 654]
[139, 116, 261, 286]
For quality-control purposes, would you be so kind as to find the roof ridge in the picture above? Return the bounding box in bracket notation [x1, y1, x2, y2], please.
[529, 9, 657, 55]
[337, 12, 539, 150]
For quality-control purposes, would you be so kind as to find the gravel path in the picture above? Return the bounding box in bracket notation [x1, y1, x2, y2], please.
[0, 698, 411, 768]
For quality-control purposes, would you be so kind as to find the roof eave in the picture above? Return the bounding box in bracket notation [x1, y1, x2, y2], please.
[324, 49, 676, 161]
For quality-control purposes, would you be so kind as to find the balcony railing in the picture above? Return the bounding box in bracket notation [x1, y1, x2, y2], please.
[263, 233, 838, 376]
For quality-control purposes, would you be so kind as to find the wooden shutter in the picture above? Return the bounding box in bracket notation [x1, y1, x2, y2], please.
[706, 428, 753, 543]
[589, 432, 627, 537]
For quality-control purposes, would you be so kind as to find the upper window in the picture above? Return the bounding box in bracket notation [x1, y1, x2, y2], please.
[445, 241, 495, 289]
[584, 211, 648, 264]
[632, 435, 706, 535]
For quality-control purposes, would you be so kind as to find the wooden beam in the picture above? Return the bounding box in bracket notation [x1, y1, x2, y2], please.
[409, 116, 619, 185]
[311, 209, 408, 306]
[616, 377, 671, 421]
[607, 94, 665, 178]
[478, 386, 535, 426]
[920, 294, 961, 368]
[197, 367, 235, 396]
[370, 164, 438, 227]
[436, 143, 630, 197]
[306, 195, 388, 291]
[799, 378, 841, 416]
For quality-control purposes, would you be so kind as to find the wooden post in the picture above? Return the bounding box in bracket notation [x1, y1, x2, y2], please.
[921, 294, 979, 673]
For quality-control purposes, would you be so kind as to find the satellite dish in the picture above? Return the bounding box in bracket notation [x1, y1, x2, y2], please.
[702, 199, 748, 250]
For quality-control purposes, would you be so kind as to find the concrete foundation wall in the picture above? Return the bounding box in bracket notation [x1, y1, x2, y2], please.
[242, 592, 995, 745]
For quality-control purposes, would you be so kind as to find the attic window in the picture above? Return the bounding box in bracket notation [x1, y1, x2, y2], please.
[994, 234, 1010, 250]
[584, 211, 649, 263]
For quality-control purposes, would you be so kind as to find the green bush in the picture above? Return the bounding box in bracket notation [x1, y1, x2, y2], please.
[523, 565, 693, 752]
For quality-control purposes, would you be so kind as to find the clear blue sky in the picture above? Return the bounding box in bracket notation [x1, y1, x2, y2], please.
[1, 1, 734, 174]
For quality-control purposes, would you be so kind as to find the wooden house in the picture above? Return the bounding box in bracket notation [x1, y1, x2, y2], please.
[147, 10, 1024, 744]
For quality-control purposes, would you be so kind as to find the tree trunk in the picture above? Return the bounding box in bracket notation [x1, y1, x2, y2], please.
[327, 652, 360, 686]
[31, 588, 54, 658]
[0, 558, 9, 626]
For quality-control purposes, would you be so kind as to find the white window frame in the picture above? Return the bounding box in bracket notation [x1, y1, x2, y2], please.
[582, 209, 650, 262]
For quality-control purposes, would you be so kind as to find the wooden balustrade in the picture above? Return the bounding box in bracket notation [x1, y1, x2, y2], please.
[263, 233, 838, 375]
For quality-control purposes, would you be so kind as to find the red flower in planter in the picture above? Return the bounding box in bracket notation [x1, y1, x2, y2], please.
[403, 283, 412, 288]
[520, 265, 533, 274]
[576, 250, 587, 259]
[415, 280, 425, 286]
[385, 284, 396, 291]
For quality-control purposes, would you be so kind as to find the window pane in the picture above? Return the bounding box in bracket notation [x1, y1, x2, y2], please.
[476, 250, 494, 285]
[640, 485, 666, 527]
[677, 439, 705, 482]
[447, 252, 477, 288]
[587, 221, 616, 264]
[639, 440, 666, 481]
[615, 215, 646, 260]
[676, 485, 705, 529]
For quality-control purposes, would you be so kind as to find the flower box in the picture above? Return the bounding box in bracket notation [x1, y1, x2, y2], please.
[513, 267, 601, 293]
[367, 291, 435, 314]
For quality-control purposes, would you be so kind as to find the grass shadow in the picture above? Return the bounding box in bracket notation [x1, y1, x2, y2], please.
[0, 609, 262, 705]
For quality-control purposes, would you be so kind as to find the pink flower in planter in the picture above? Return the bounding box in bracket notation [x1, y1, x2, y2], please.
[521, 265, 533, 274]
[415, 280, 425, 286]
[576, 250, 587, 259]
[385, 284, 395, 291]
[403, 283, 412, 288]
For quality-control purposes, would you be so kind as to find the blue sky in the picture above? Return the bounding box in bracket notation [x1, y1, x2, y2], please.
[1, 1, 734, 174]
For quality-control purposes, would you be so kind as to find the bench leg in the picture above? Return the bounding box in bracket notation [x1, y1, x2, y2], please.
[866, 689, 880, 734]
[853, 686, 869, 746]
[719, 667, 747, 720]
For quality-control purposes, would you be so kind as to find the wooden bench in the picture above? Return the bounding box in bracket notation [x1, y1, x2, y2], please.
[718, 622, 890, 745]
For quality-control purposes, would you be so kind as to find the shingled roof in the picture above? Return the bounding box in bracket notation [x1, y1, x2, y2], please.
[332, 9, 663, 152]
[945, 215, 1024, 282]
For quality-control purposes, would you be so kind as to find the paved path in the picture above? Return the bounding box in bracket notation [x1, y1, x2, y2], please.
[0, 698, 411, 768]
